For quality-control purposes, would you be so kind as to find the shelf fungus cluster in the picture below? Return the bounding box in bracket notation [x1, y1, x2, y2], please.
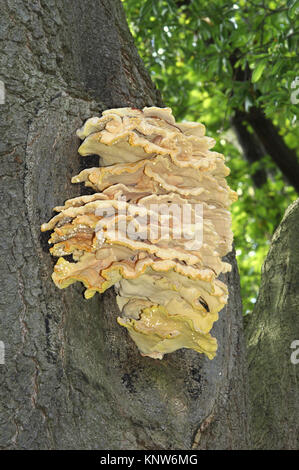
[41, 107, 237, 360]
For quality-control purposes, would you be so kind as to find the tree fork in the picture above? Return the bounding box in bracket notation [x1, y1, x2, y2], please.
[0, 0, 249, 450]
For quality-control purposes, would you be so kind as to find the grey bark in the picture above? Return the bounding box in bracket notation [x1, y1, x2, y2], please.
[246, 199, 299, 449]
[0, 0, 249, 449]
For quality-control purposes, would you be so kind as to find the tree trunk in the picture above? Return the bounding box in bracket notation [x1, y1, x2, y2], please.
[0, 0, 249, 449]
[246, 199, 299, 449]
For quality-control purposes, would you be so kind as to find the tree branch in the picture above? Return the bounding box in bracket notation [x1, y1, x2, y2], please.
[232, 110, 268, 188]
[245, 107, 299, 193]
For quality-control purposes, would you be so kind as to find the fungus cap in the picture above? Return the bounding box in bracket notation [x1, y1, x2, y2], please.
[42, 106, 236, 359]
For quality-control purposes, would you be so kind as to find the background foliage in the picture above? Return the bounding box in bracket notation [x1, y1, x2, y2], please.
[123, 0, 299, 314]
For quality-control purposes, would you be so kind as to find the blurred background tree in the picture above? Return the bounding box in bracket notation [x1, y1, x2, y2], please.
[123, 0, 299, 314]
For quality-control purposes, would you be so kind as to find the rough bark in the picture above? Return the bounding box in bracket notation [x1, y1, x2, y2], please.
[246, 199, 299, 449]
[0, 0, 249, 449]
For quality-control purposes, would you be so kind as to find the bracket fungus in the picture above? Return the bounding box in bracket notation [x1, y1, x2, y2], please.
[41, 107, 237, 360]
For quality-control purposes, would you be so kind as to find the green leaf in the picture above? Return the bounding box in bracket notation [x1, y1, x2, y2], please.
[139, 0, 153, 20]
[287, 0, 299, 18]
[252, 61, 267, 83]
